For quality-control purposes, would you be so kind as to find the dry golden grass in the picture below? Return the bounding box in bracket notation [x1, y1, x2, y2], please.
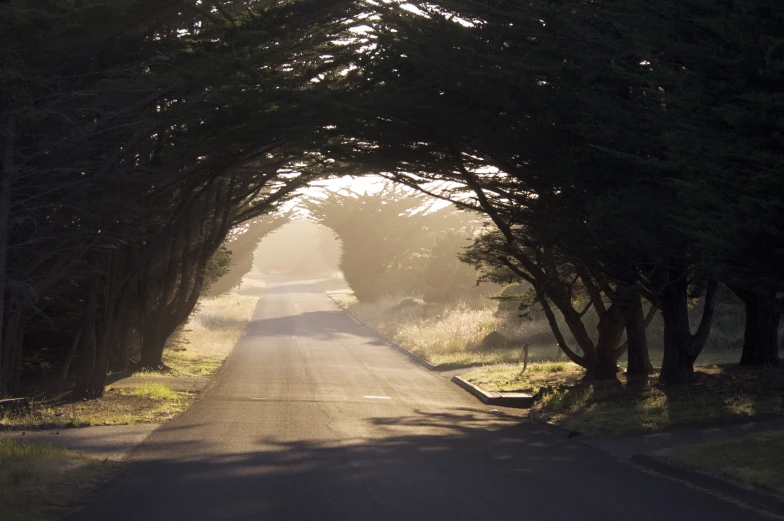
[1, 385, 190, 429]
[0, 436, 110, 521]
[660, 431, 784, 497]
[141, 293, 260, 378]
[340, 295, 560, 370]
[462, 361, 583, 393]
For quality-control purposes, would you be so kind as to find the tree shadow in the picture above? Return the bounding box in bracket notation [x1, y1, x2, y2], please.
[66, 408, 762, 521]
[244, 311, 385, 345]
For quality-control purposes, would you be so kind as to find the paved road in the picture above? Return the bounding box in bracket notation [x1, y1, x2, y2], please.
[71, 279, 774, 521]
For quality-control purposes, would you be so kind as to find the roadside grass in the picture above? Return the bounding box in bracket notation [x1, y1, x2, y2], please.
[1, 384, 190, 429]
[531, 366, 784, 436]
[658, 431, 784, 497]
[119, 382, 180, 401]
[3, 293, 258, 430]
[333, 292, 783, 436]
[334, 293, 744, 372]
[337, 294, 561, 370]
[139, 294, 260, 378]
[0, 436, 111, 521]
[462, 361, 584, 393]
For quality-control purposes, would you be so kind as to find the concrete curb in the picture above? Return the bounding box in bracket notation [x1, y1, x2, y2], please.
[529, 409, 581, 438]
[452, 376, 535, 409]
[631, 454, 784, 517]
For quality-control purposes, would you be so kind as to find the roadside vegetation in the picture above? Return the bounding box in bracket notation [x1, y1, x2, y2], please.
[0, 436, 110, 521]
[531, 366, 784, 436]
[137, 294, 260, 379]
[1, 293, 259, 429]
[335, 294, 549, 370]
[660, 431, 784, 497]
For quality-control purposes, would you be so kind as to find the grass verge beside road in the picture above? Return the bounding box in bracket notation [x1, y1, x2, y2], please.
[527, 366, 784, 436]
[660, 431, 784, 497]
[334, 294, 560, 370]
[1, 294, 260, 429]
[0, 436, 111, 521]
[334, 292, 784, 437]
[141, 294, 261, 378]
[1, 384, 190, 429]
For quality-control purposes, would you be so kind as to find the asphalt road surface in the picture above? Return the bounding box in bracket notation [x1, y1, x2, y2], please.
[71, 279, 775, 521]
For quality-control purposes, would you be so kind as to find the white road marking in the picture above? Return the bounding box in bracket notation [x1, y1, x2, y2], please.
[363, 396, 392, 400]
[251, 398, 267, 401]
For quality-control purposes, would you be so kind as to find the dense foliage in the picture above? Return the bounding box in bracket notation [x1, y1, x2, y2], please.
[314, 0, 784, 384]
[0, 0, 361, 397]
[1, 0, 782, 397]
[306, 185, 486, 302]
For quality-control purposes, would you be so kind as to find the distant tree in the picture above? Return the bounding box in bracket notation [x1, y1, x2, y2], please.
[306, 185, 482, 302]
[208, 215, 290, 296]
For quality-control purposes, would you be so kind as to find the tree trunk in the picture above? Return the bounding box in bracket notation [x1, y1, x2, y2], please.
[139, 324, 168, 369]
[587, 303, 626, 380]
[659, 278, 692, 386]
[735, 288, 780, 367]
[89, 285, 131, 396]
[625, 294, 653, 376]
[0, 116, 13, 389]
[1, 309, 23, 396]
[72, 274, 100, 399]
[54, 330, 81, 392]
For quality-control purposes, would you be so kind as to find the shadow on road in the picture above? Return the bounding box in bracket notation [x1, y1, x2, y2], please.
[246, 310, 384, 345]
[66, 408, 766, 521]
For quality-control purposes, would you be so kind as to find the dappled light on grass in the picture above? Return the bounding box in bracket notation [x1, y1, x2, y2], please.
[534, 366, 784, 436]
[1, 386, 191, 429]
[462, 362, 581, 393]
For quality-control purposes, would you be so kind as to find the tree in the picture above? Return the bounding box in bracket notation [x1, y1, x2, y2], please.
[207, 215, 290, 296]
[306, 185, 482, 302]
[0, 0, 364, 397]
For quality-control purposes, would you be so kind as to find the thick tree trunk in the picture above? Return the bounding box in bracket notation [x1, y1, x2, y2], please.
[139, 323, 170, 369]
[659, 278, 692, 386]
[735, 289, 780, 367]
[659, 278, 718, 386]
[625, 294, 653, 376]
[89, 286, 131, 396]
[587, 303, 626, 380]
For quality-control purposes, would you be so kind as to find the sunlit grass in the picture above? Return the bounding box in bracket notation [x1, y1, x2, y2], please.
[139, 293, 260, 378]
[660, 431, 784, 496]
[0, 436, 108, 521]
[1, 291, 258, 431]
[0, 386, 191, 429]
[119, 382, 179, 401]
[462, 361, 582, 393]
[535, 377, 784, 436]
[341, 295, 560, 370]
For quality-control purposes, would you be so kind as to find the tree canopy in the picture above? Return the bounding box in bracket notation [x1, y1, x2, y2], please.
[1, 0, 782, 396]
